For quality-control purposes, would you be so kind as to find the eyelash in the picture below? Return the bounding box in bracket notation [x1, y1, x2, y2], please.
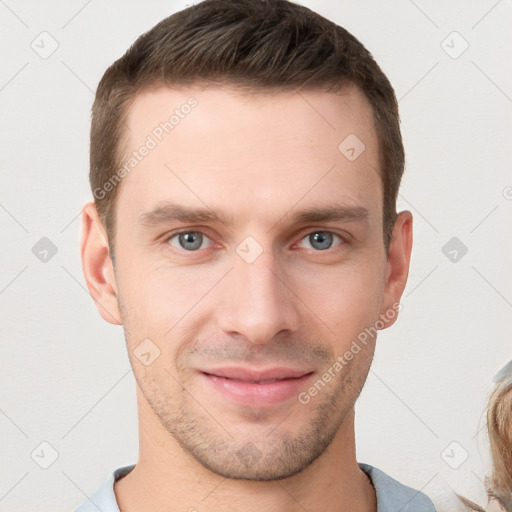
[163, 229, 348, 255]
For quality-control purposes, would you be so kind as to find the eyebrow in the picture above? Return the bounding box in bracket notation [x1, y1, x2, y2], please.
[136, 201, 369, 229]
[287, 203, 369, 225]
[137, 203, 234, 227]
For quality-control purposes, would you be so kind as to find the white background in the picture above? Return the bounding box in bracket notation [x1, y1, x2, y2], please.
[0, 1, 511, 511]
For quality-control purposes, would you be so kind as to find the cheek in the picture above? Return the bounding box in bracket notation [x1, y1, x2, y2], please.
[291, 257, 385, 341]
[116, 256, 222, 338]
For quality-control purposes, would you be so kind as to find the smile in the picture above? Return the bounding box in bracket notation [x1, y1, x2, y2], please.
[198, 367, 315, 407]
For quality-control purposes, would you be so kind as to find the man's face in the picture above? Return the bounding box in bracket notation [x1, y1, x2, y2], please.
[93, 84, 407, 480]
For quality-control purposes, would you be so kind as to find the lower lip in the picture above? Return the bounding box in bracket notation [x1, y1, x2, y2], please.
[199, 372, 314, 407]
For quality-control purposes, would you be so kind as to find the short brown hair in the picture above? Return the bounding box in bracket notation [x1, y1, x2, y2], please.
[90, 0, 404, 259]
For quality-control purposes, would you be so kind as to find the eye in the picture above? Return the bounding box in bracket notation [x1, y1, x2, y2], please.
[297, 231, 344, 251]
[167, 231, 212, 251]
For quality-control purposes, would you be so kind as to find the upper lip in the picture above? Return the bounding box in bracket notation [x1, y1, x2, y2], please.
[200, 367, 312, 382]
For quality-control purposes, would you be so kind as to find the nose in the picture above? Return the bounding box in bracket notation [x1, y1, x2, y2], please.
[216, 246, 301, 346]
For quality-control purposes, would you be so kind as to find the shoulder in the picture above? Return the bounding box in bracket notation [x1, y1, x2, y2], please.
[358, 462, 437, 512]
[73, 465, 135, 512]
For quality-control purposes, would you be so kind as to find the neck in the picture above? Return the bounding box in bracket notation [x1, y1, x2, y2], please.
[114, 388, 376, 512]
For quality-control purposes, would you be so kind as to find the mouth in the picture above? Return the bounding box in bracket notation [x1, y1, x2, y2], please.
[198, 367, 314, 407]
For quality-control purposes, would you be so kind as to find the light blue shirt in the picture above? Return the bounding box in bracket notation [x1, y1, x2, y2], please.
[74, 462, 437, 512]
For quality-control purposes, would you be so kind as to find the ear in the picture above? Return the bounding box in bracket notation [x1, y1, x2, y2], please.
[379, 210, 413, 329]
[80, 202, 122, 325]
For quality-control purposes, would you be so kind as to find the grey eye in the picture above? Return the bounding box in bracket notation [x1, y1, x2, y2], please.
[298, 231, 342, 251]
[310, 232, 333, 250]
[169, 232, 209, 251]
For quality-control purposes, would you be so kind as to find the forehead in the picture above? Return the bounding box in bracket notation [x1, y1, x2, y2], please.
[117, 84, 381, 229]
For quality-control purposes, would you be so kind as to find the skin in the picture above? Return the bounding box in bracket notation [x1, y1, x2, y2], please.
[81, 83, 413, 512]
